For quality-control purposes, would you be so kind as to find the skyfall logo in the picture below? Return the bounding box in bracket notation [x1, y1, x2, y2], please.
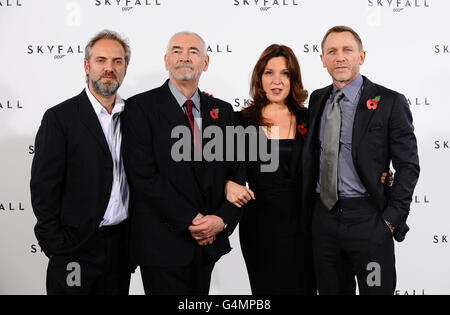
[27, 44, 83, 60]
[413, 194, 429, 204]
[434, 140, 449, 150]
[368, 0, 430, 12]
[434, 45, 449, 54]
[207, 44, 232, 54]
[0, 0, 22, 6]
[31, 244, 44, 254]
[303, 44, 320, 54]
[0, 100, 22, 110]
[395, 289, 425, 295]
[433, 235, 447, 244]
[94, 0, 161, 12]
[234, 98, 252, 109]
[0, 202, 25, 211]
[233, 0, 300, 12]
[407, 96, 431, 108]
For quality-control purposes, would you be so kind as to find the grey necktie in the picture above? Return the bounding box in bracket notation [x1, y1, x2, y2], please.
[320, 90, 344, 210]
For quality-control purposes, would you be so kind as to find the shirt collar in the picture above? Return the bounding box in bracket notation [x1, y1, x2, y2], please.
[85, 85, 125, 116]
[332, 74, 363, 104]
[168, 80, 201, 110]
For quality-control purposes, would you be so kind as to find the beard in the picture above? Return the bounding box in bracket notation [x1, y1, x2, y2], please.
[89, 72, 121, 96]
[169, 62, 203, 81]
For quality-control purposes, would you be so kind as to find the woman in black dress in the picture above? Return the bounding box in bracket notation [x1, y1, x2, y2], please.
[225, 44, 316, 294]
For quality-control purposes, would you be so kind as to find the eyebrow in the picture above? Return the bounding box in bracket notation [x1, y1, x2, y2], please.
[170, 46, 200, 52]
[264, 68, 289, 71]
[327, 45, 354, 51]
[94, 56, 124, 60]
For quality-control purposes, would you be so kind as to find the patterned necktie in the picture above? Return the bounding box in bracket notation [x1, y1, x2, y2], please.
[184, 100, 200, 151]
[320, 90, 344, 210]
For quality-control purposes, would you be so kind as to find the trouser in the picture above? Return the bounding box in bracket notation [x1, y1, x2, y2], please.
[312, 196, 396, 295]
[140, 246, 214, 295]
[46, 221, 131, 295]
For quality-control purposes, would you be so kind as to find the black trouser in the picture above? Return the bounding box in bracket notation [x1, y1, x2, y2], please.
[140, 246, 214, 295]
[46, 221, 131, 295]
[312, 197, 396, 295]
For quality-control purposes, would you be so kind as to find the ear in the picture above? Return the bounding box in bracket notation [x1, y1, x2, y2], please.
[84, 59, 89, 75]
[359, 50, 366, 66]
[124, 63, 128, 76]
[203, 55, 210, 72]
[320, 54, 326, 68]
[164, 54, 169, 71]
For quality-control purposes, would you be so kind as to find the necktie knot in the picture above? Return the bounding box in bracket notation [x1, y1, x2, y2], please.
[185, 99, 194, 113]
[332, 90, 344, 104]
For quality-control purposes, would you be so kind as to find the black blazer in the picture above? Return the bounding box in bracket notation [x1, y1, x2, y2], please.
[302, 76, 420, 242]
[122, 80, 242, 268]
[31, 90, 116, 257]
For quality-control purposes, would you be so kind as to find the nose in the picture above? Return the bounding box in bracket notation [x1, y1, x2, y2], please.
[335, 50, 345, 62]
[104, 59, 114, 71]
[179, 50, 191, 62]
[273, 73, 282, 85]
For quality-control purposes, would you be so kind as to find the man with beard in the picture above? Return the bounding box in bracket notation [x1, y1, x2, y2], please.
[30, 30, 131, 295]
[122, 32, 242, 294]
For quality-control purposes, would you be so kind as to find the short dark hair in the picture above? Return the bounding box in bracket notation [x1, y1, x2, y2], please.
[85, 30, 131, 65]
[321, 25, 363, 52]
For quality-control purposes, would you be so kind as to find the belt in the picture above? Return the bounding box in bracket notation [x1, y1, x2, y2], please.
[315, 193, 376, 211]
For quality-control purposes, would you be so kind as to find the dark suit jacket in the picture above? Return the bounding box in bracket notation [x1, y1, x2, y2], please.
[122, 80, 242, 269]
[30, 90, 117, 257]
[302, 76, 420, 242]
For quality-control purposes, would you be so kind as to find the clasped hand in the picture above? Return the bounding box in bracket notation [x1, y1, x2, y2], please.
[189, 213, 225, 246]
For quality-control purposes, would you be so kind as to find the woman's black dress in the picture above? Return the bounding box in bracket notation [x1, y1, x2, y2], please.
[238, 131, 316, 295]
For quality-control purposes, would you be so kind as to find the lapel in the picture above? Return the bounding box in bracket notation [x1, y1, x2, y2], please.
[309, 85, 333, 148]
[199, 90, 215, 132]
[157, 80, 191, 130]
[301, 85, 332, 181]
[78, 89, 111, 156]
[351, 76, 378, 161]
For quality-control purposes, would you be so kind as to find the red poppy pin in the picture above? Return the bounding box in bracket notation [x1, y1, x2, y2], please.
[210, 108, 219, 119]
[298, 124, 307, 135]
[367, 96, 381, 110]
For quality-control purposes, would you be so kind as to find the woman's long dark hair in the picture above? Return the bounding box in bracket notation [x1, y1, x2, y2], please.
[241, 44, 308, 127]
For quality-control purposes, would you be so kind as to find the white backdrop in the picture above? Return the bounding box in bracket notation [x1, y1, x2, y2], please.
[0, 0, 448, 295]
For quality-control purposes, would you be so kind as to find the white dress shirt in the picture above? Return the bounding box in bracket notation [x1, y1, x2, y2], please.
[85, 86, 129, 227]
